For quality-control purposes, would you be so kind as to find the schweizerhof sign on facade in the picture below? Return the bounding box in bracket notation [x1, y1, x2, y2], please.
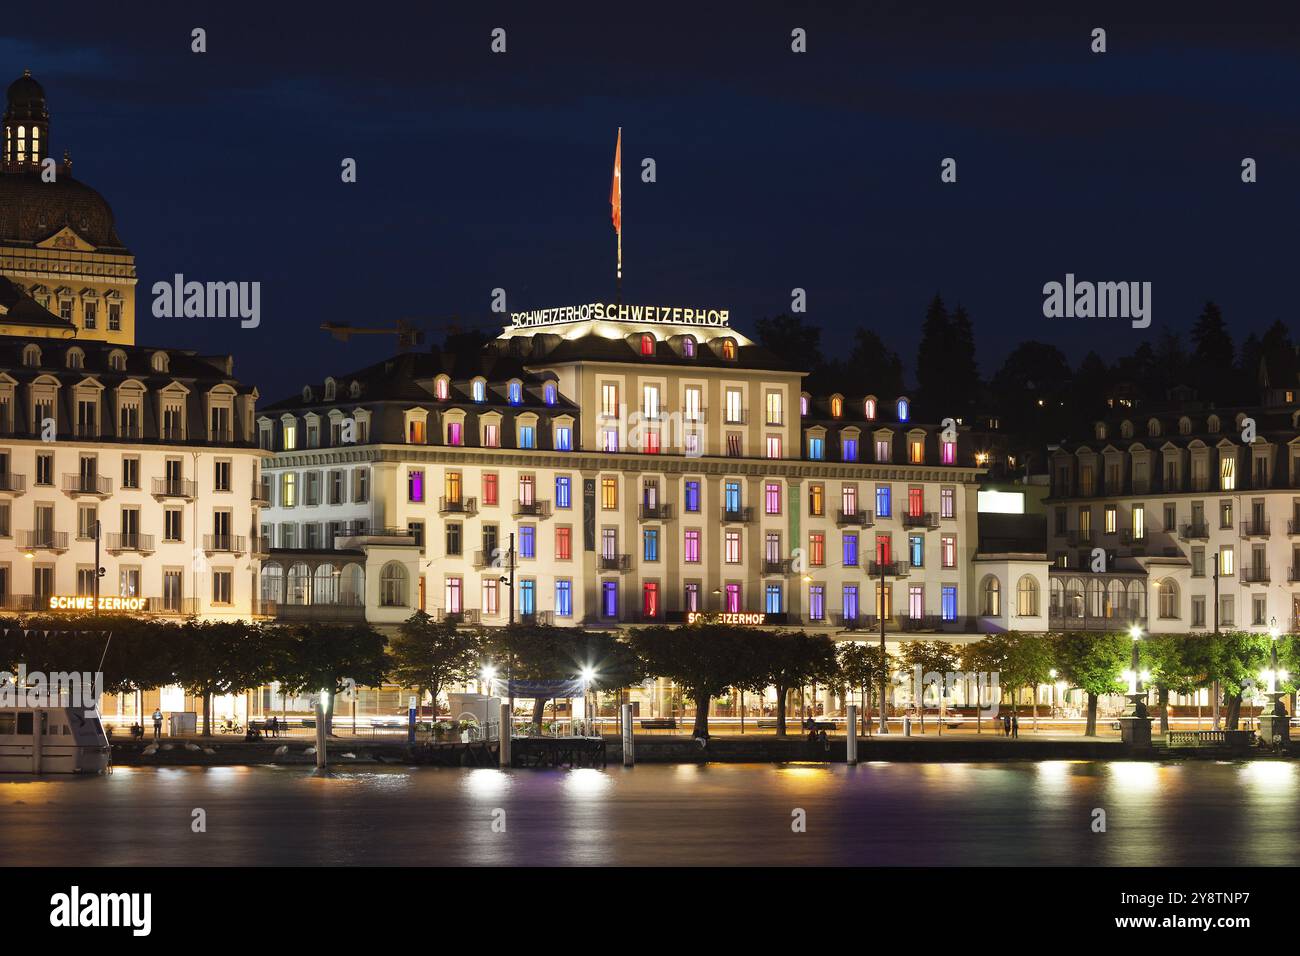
[509, 302, 730, 329]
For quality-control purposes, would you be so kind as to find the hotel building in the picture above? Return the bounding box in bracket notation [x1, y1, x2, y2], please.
[257, 307, 1021, 646]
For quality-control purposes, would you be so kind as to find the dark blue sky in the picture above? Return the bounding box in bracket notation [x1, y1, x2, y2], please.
[4, 0, 1298, 399]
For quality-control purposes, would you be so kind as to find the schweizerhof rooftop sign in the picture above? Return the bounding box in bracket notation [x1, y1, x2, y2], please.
[509, 302, 730, 329]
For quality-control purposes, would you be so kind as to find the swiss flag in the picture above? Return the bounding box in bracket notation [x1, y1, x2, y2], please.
[610, 128, 622, 233]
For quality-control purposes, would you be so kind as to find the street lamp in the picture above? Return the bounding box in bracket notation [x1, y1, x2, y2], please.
[580, 666, 597, 734]
[1120, 625, 1149, 718]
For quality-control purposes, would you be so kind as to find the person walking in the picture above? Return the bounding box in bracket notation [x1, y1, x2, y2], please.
[151, 707, 163, 741]
[1002, 712, 1011, 737]
[1011, 712, 1019, 738]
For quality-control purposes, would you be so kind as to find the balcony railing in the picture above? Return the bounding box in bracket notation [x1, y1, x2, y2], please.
[763, 558, 791, 575]
[1065, 530, 1094, 547]
[62, 474, 111, 496]
[867, 560, 910, 578]
[274, 599, 367, 623]
[902, 512, 939, 530]
[1179, 522, 1209, 540]
[1240, 519, 1271, 538]
[520, 610, 554, 626]
[203, 534, 246, 554]
[0, 473, 25, 493]
[251, 482, 271, 505]
[250, 535, 271, 556]
[162, 426, 185, 442]
[638, 502, 673, 520]
[598, 553, 631, 572]
[722, 409, 748, 425]
[153, 597, 201, 617]
[439, 496, 479, 516]
[472, 549, 501, 569]
[19, 530, 68, 551]
[512, 500, 552, 519]
[1119, 529, 1147, 547]
[721, 506, 753, 524]
[152, 477, 196, 499]
[1241, 564, 1270, 583]
[836, 509, 874, 527]
[105, 532, 155, 554]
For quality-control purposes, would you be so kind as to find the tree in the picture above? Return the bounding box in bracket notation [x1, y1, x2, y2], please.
[172, 620, 272, 736]
[389, 611, 483, 719]
[959, 637, 1006, 733]
[838, 642, 890, 733]
[990, 341, 1074, 451]
[1052, 632, 1128, 736]
[914, 295, 951, 417]
[626, 624, 763, 738]
[1205, 631, 1270, 729]
[754, 314, 825, 376]
[276, 623, 389, 735]
[900, 640, 960, 732]
[1001, 632, 1055, 730]
[1189, 301, 1237, 403]
[1145, 633, 1208, 735]
[755, 630, 839, 736]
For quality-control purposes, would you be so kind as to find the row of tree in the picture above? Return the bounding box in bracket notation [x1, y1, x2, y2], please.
[3, 614, 1295, 738]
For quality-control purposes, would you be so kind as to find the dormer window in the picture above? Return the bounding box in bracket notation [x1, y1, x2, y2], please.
[896, 398, 910, 422]
[108, 350, 127, 371]
[1207, 415, 1221, 433]
[22, 344, 40, 367]
[720, 339, 737, 361]
[350, 380, 362, 398]
[323, 377, 336, 401]
[1147, 418, 1161, 437]
[864, 396, 877, 420]
[543, 383, 558, 406]
[640, 333, 655, 356]
[508, 380, 523, 405]
[66, 347, 84, 370]
[682, 336, 696, 358]
[471, 378, 487, 402]
[830, 395, 843, 418]
[800, 393, 810, 416]
[152, 351, 170, 374]
[302, 386, 313, 402]
[435, 375, 450, 400]
[1094, 423, 1107, 440]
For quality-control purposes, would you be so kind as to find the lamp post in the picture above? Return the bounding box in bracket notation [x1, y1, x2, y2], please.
[1258, 622, 1291, 746]
[1049, 668, 1057, 719]
[1117, 624, 1153, 748]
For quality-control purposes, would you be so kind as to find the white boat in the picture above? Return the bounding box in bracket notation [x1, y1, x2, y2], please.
[0, 706, 112, 774]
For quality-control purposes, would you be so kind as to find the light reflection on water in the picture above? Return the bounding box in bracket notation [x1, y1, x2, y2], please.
[1, 760, 1294, 867]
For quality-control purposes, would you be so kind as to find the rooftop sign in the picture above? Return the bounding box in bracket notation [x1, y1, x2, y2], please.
[48, 596, 148, 612]
[509, 302, 730, 329]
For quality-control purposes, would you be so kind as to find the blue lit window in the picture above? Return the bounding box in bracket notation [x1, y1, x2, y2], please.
[555, 426, 571, 451]
[765, 584, 783, 613]
[556, 475, 571, 508]
[508, 381, 522, 404]
[808, 436, 824, 460]
[942, 585, 957, 621]
[809, 585, 825, 621]
[519, 526, 535, 558]
[472, 380, 486, 402]
[842, 438, 858, 462]
[544, 383, 557, 405]
[724, 481, 741, 513]
[519, 426, 535, 449]
[897, 398, 909, 421]
[685, 480, 701, 513]
[910, 534, 924, 568]
[876, 484, 892, 518]
[643, 528, 659, 561]
[842, 533, 858, 567]
[556, 579, 572, 617]
[843, 585, 858, 621]
[602, 580, 619, 618]
[519, 579, 535, 615]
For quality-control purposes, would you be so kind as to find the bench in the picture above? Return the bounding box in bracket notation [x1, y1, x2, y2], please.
[639, 719, 677, 730]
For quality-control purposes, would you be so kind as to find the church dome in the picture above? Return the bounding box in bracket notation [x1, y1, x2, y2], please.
[6, 70, 47, 120]
[0, 170, 124, 248]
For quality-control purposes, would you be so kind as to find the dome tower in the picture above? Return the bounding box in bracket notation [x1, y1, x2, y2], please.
[3, 69, 49, 170]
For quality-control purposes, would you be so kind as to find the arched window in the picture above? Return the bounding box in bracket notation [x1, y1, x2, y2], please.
[864, 397, 877, 420]
[286, 563, 313, 605]
[313, 564, 339, 605]
[471, 379, 486, 402]
[721, 339, 737, 360]
[66, 347, 84, 369]
[896, 398, 910, 422]
[108, 350, 127, 371]
[640, 333, 655, 356]
[1016, 575, 1039, 616]
[830, 395, 843, 418]
[980, 575, 1001, 616]
[380, 561, 408, 607]
[22, 344, 40, 367]
[1206, 415, 1220, 433]
[543, 383, 558, 406]
[682, 336, 696, 358]
[1105, 580, 1125, 618]
[259, 564, 284, 603]
[1086, 579, 1104, 617]
[152, 351, 170, 374]
[1147, 418, 1161, 437]
[1158, 578, 1179, 619]
[507, 380, 523, 405]
[1050, 578, 1064, 615]
[324, 377, 336, 401]
[339, 564, 364, 606]
[1065, 577, 1085, 618]
[434, 376, 450, 400]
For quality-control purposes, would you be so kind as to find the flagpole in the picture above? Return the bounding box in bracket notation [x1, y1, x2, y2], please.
[616, 126, 623, 305]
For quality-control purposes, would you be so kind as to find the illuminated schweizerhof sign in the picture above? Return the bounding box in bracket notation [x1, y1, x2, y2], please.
[48, 596, 149, 612]
[509, 302, 730, 329]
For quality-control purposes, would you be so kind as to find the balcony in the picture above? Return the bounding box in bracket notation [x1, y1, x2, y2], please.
[520, 610, 554, 626]
[152, 477, 196, 499]
[721, 409, 748, 426]
[598, 553, 631, 572]
[1048, 610, 1146, 632]
[1289, 518, 1300, 536]
[512, 499, 552, 519]
[273, 595, 367, 623]
[105, 532, 155, 554]
[1065, 530, 1094, 547]
[19, 530, 68, 552]
[472, 549, 501, 570]
[1240, 519, 1271, 538]
[1288, 566, 1300, 583]
[62, 473, 112, 497]
[867, 560, 909, 578]
[161, 426, 185, 442]
[251, 482, 271, 505]
[721, 506, 754, 524]
[203, 534, 246, 554]
[0, 473, 25, 493]
[439, 496, 479, 517]
[638, 502, 673, 521]
[250, 535, 271, 556]
[902, 511, 940, 531]
[154, 597, 202, 617]
[836, 509, 873, 527]
[1241, 564, 1270, 584]
[1179, 522, 1209, 540]
[208, 428, 234, 444]
[763, 558, 791, 575]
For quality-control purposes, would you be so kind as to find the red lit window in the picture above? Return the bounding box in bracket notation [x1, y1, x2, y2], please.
[556, 527, 572, 560]
[640, 334, 654, 356]
[482, 473, 498, 505]
[643, 582, 659, 617]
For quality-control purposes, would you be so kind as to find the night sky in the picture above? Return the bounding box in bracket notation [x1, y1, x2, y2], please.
[3, 0, 1298, 400]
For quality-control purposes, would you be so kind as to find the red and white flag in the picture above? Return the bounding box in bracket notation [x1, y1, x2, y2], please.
[610, 128, 622, 233]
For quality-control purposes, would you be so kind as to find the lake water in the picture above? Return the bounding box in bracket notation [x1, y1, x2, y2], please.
[2, 760, 1295, 866]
